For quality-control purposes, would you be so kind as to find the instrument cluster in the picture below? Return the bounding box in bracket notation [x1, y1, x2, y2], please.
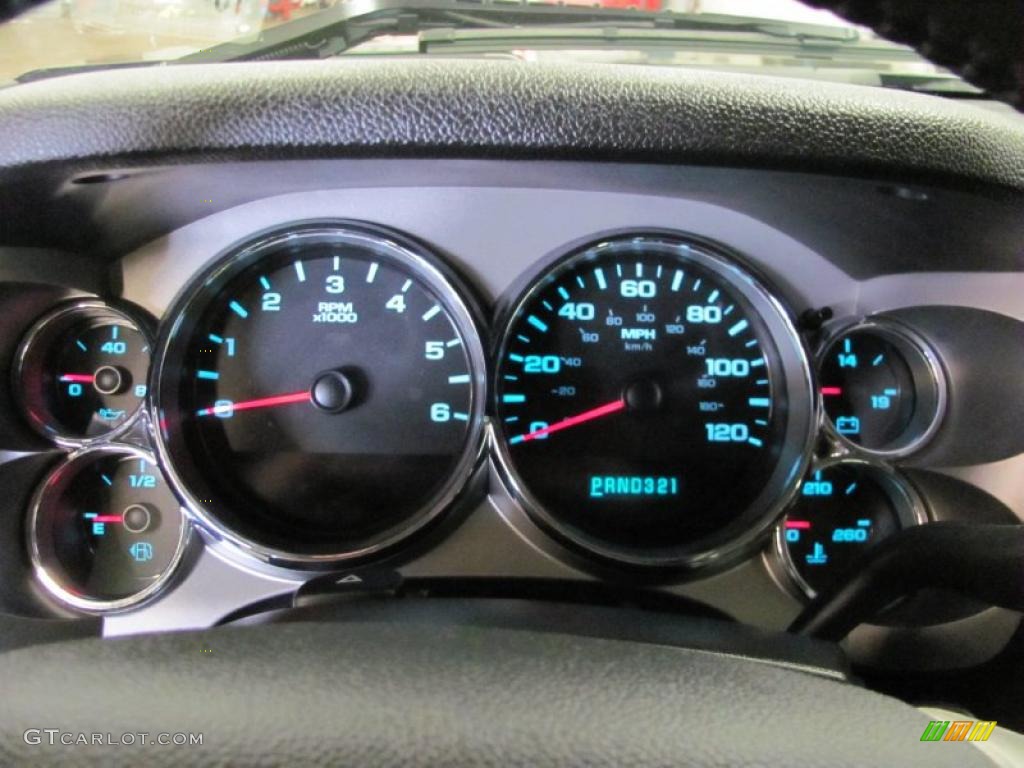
[10, 221, 964, 614]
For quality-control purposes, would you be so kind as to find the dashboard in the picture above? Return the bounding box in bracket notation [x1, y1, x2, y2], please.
[1, 153, 1021, 676]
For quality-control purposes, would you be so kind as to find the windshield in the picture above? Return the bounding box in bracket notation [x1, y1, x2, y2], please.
[0, 0, 972, 90]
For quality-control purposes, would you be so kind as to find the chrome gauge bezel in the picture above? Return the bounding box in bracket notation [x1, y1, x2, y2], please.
[490, 232, 817, 572]
[150, 221, 489, 570]
[817, 317, 947, 459]
[13, 300, 154, 448]
[769, 457, 928, 601]
[27, 444, 191, 614]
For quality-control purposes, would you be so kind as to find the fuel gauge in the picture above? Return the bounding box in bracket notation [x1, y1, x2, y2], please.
[15, 301, 152, 443]
[28, 447, 188, 612]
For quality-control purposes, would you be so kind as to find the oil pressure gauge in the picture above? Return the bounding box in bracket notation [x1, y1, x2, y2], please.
[14, 301, 152, 444]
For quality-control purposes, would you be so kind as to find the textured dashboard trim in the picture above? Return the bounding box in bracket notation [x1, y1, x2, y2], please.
[1, 60, 1024, 189]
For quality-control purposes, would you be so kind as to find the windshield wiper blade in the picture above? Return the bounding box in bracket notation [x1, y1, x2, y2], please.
[178, 0, 859, 64]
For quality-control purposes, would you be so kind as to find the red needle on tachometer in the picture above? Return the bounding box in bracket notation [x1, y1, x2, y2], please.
[511, 398, 626, 444]
[195, 391, 310, 417]
[59, 374, 95, 383]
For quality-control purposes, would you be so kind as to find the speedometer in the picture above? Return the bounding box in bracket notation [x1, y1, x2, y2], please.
[153, 223, 486, 567]
[493, 234, 814, 569]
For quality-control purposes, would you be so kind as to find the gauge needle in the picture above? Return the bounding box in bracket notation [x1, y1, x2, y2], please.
[59, 374, 95, 383]
[91, 515, 123, 523]
[195, 391, 310, 417]
[820, 387, 843, 396]
[510, 399, 626, 444]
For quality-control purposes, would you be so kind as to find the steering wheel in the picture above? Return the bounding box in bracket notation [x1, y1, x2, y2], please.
[0, 608, 999, 767]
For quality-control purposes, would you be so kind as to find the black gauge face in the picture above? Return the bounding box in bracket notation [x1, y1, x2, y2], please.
[16, 304, 150, 441]
[155, 225, 484, 561]
[30, 451, 186, 610]
[779, 464, 915, 596]
[819, 326, 943, 454]
[494, 235, 813, 566]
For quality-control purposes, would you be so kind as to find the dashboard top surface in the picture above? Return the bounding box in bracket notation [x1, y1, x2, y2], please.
[1, 60, 1024, 192]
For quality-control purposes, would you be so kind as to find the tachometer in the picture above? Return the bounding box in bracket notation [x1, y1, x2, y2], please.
[493, 234, 814, 569]
[153, 223, 486, 566]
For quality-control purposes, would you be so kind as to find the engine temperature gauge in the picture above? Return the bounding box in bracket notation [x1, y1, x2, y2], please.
[15, 301, 152, 443]
[28, 447, 188, 612]
[773, 461, 926, 598]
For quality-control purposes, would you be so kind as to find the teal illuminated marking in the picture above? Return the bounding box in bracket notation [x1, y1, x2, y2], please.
[401, 279, 412, 293]
[750, 359, 765, 367]
[527, 315, 549, 333]
[196, 370, 219, 380]
[503, 394, 526, 404]
[723, 304, 735, 316]
[229, 301, 248, 318]
[101, 474, 113, 487]
[756, 379, 769, 386]
[517, 335, 530, 343]
[509, 435, 525, 445]
[294, 260, 306, 282]
[708, 289, 720, 303]
[542, 300, 554, 311]
[209, 334, 224, 344]
[259, 276, 271, 290]
[448, 374, 470, 384]
[748, 398, 771, 408]
[558, 287, 570, 300]
[332, 256, 340, 271]
[883, 388, 898, 396]
[872, 354, 884, 366]
[76, 340, 87, 351]
[656, 265, 663, 278]
[452, 412, 469, 422]
[745, 339, 758, 348]
[755, 419, 768, 426]
[671, 270, 684, 291]
[692, 278, 702, 292]
[366, 262, 378, 283]
[422, 305, 441, 322]
[446, 338, 461, 348]
[857, 518, 871, 526]
[508, 353, 525, 363]
[576, 275, 585, 288]
[748, 437, 764, 447]
[846, 483, 859, 495]
[84, 513, 97, 519]
[843, 338, 852, 354]
[728, 319, 749, 337]
[635, 263, 643, 278]
[504, 416, 520, 423]
[595, 268, 607, 290]
[504, 375, 519, 381]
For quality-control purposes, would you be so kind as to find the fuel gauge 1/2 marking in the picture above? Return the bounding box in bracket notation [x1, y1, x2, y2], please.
[28, 447, 188, 612]
[15, 301, 152, 443]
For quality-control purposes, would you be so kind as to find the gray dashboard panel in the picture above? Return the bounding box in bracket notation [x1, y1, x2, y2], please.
[105, 162, 1024, 656]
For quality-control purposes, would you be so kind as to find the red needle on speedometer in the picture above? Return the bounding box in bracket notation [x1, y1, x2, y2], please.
[195, 391, 310, 417]
[511, 398, 626, 444]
